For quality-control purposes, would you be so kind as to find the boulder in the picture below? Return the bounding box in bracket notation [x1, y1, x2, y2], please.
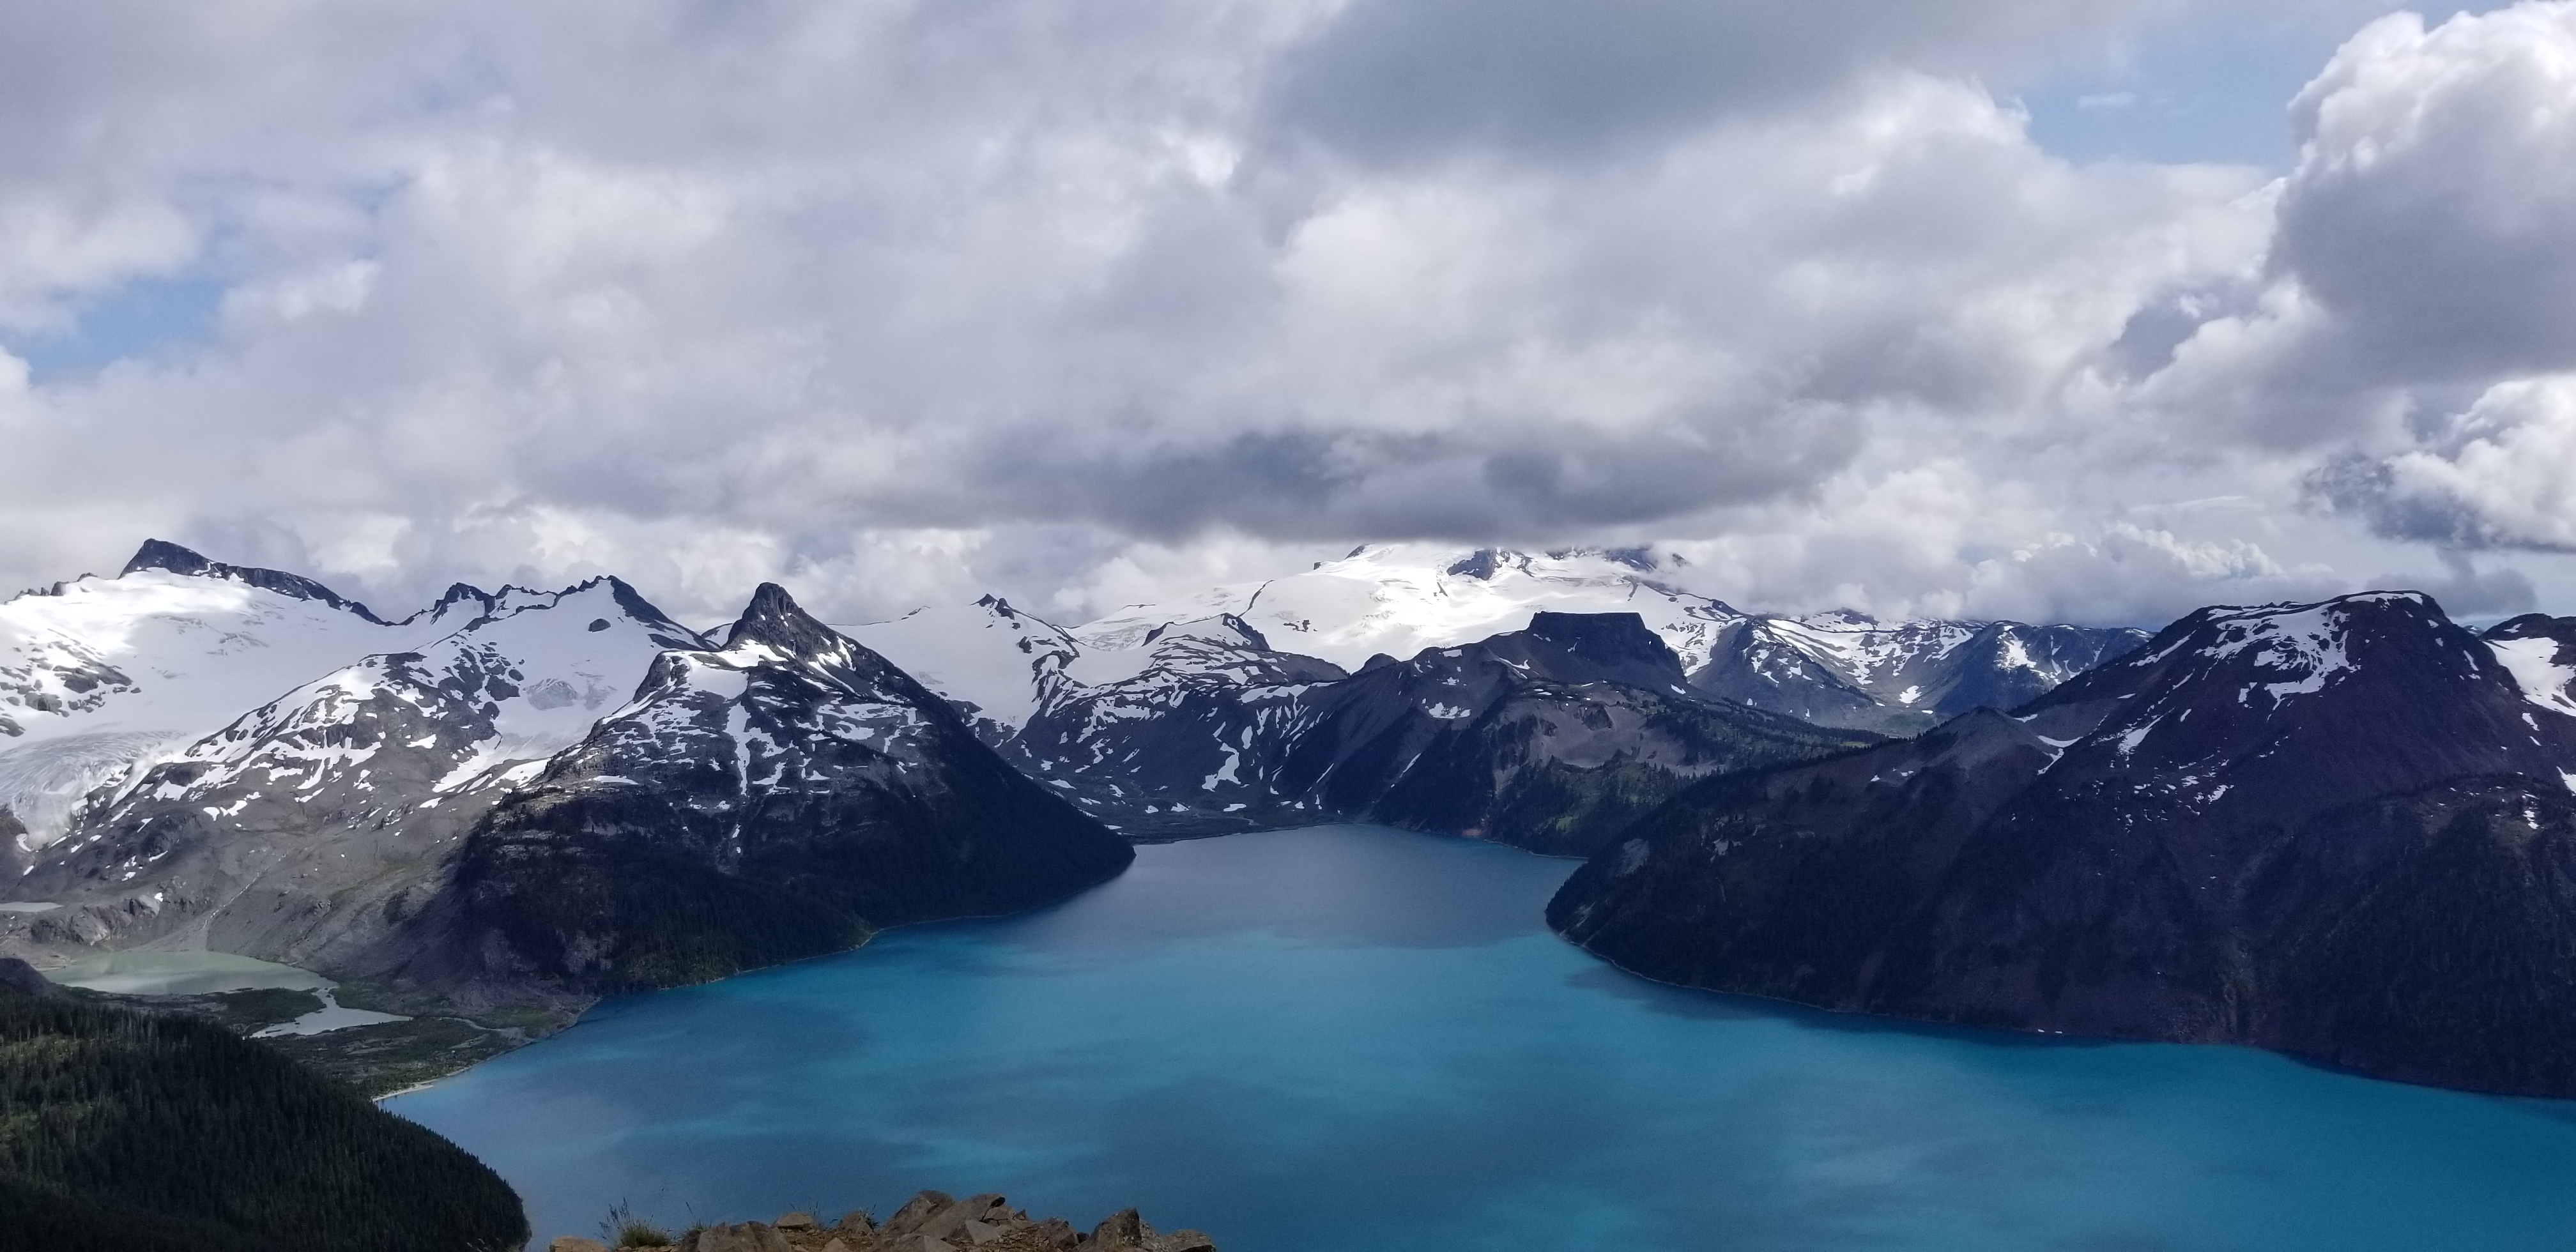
[774, 1211, 818, 1230]
[833, 1210, 878, 1236]
[1158, 1232, 1218, 1252]
[1091, 1209, 1149, 1248]
[916, 1194, 1004, 1244]
[882, 1190, 954, 1238]
[549, 1239, 610, 1252]
[1030, 1218, 1080, 1249]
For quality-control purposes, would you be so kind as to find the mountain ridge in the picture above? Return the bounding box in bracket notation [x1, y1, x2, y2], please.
[1548, 590, 2576, 1096]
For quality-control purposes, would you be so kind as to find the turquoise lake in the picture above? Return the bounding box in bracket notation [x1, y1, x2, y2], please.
[387, 825, 2576, 1251]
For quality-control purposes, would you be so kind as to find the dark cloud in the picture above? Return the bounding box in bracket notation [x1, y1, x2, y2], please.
[1260, 0, 2179, 164]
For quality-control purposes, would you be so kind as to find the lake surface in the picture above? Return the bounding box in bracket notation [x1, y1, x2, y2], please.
[388, 825, 2576, 1251]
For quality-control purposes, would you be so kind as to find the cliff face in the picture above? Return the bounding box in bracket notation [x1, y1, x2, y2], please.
[1551, 593, 2576, 1096]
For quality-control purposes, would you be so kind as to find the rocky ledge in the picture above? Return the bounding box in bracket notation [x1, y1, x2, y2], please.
[552, 1191, 1216, 1252]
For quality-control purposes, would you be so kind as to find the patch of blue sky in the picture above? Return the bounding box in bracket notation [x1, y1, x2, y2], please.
[6, 275, 227, 385]
[2014, 3, 2515, 170]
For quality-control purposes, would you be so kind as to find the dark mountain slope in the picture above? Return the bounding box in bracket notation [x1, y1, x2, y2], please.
[0, 981, 525, 1252]
[1551, 593, 2576, 1094]
[384, 584, 1133, 998]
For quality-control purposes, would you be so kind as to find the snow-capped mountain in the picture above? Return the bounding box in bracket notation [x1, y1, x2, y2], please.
[9, 576, 710, 966]
[1551, 591, 2576, 1096]
[378, 584, 1130, 998]
[856, 545, 2145, 743]
[0, 542, 469, 847]
[3, 547, 1124, 1014]
[1066, 545, 1729, 673]
[1013, 611, 1875, 851]
[1694, 613, 2147, 734]
[839, 595, 1079, 743]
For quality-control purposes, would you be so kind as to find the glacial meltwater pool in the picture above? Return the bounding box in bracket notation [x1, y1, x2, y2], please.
[386, 825, 2576, 1251]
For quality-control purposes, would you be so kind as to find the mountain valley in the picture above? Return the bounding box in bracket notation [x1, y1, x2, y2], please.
[13, 539, 2575, 1102]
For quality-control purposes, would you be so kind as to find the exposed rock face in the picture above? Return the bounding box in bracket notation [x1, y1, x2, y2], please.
[1015, 611, 1876, 853]
[1551, 592, 2576, 1096]
[383, 584, 1134, 997]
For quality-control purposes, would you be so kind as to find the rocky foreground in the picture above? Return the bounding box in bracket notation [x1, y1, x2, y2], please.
[551, 1191, 1216, 1252]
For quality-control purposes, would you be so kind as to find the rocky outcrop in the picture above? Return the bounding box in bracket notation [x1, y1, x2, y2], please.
[553, 1192, 1215, 1252]
[1550, 592, 2576, 1096]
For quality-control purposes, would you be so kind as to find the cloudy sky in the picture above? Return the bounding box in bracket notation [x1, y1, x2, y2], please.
[6, 0, 2576, 629]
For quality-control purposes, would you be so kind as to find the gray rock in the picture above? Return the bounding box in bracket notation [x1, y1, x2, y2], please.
[1030, 1217, 1080, 1249]
[549, 1239, 610, 1252]
[690, 1222, 793, 1252]
[917, 1194, 1004, 1244]
[1091, 1209, 1149, 1248]
[833, 1210, 878, 1235]
[1156, 1231, 1218, 1252]
[882, 1190, 954, 1238]
[775, 1210, 819, 1230]
[884, 1237, 960, 1252]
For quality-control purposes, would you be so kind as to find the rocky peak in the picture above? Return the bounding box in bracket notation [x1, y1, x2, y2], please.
[121, 538, 389, 623]
[1509, 611, 1689, 691]
[723, 583, 844, 659]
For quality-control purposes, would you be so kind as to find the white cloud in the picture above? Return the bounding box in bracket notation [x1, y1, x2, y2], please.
[0, 0, 2572, 629]
[2370, 378, 2576, 551]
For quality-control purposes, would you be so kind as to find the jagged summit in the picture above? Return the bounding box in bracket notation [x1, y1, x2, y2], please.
[724, 582, 846, 658]
[122, 538, 390, 623]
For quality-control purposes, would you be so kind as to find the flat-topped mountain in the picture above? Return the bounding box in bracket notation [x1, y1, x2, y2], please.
[1550, 591, 2576, 1096]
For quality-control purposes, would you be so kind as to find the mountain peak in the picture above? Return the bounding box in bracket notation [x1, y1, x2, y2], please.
[123, 539, 213, 576]
[119, 538, 387, 624]
[724, 582, 841, 657]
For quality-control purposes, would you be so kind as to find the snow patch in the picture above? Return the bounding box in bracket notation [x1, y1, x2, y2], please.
[2488, 637, 2576, 719]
